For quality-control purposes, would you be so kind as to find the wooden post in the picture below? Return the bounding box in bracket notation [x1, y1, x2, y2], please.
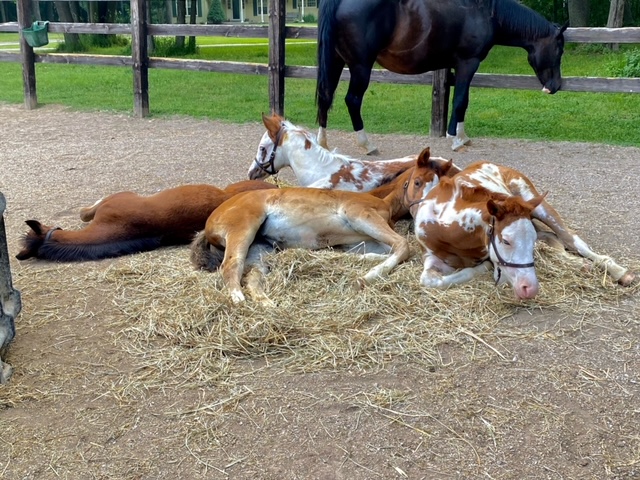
[131, 0, 150, 117]
[430, 68, 451, 137]
[268, 0, 286, 115]
[0, 192, 20, 384]
[16, 0, 37, 110]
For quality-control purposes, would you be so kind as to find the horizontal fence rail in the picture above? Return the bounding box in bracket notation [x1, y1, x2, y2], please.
[2, 6, 640, 130]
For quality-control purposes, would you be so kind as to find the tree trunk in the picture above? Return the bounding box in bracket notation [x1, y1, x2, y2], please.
[31, 0, 41, 21]
[607, 0, 626, 50]
[54, 1, 81, 49]
[567, 0, 590, 27]
[164, 0, 173, 23]
[188, 0, 197, 51]
[175, 0, 186, 49]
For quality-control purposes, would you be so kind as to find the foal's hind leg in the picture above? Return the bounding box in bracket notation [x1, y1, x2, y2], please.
[79, 197, 104, 222]
[533, 201, 635, 286]
[242, 243, 275, 306]
[346, 209, 410, 284]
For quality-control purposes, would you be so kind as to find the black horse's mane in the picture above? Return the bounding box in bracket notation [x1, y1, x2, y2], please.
[493, 0, 557, 38]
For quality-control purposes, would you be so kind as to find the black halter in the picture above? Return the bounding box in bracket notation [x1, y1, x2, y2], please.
[253, 127, 285, 176]
[44, 227, 62, 242]
[488, 217, 535, 284]
[403, 181, 428, 213]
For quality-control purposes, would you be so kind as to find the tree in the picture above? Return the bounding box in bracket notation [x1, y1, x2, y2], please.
[207, 0, 225, 24]
[567, 0, 590, 26]
[607, 0, 626, 50]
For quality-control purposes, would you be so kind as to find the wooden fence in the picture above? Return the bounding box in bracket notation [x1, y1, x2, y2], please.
[1, 0, 640, 136]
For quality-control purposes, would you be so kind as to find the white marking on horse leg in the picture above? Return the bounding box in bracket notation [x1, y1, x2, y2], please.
[356, 129, 379, 155]
[572, 235, 632, 284]
[446, 122, 471, 151]
[533, 202, 634, 285]
[317, 127, 328, 149]
[229, 288, 246, 304]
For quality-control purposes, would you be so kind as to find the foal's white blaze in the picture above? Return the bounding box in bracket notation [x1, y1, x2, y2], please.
[490, 218, 539, 300]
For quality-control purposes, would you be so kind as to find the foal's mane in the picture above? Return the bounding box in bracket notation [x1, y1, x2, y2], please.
[493, 0, 557, 38]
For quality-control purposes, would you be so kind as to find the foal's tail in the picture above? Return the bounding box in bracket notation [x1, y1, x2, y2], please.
[190, 230, 225, 272]
[315, 0, 341, 124]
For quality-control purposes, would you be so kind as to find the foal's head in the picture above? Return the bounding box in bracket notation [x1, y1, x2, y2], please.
[486, 193, 546, 300]
[248, 113, 315, 181]
[403, 147, 454, 212]
[15, 220, 58, 260]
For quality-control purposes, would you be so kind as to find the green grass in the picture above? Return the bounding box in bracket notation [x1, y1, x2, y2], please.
[1, 33, 639, 146]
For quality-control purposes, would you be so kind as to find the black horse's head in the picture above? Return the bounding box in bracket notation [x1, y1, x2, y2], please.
[528, 23, 568, 94]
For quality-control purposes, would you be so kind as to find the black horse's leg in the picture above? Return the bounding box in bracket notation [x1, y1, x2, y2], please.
[345, 63, 379, 155]
[447, 60, 480, 151]
[317, 52, 346, 150]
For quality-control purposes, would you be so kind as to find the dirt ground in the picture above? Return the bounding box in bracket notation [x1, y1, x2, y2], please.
[1, 102, 639, 479]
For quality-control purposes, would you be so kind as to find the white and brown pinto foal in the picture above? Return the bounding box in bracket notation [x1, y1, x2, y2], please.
[248, 113, 417, 192]
[406, 161, 636, 300]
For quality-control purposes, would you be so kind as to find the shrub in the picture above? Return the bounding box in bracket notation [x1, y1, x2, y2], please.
[302, 13, 316, 23]
[621, 49, 640, 77]
[207, 0, 226, 24]
[606, 48, 640, 77]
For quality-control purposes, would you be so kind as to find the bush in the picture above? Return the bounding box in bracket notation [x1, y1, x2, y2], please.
[621, 49, 640, 77]
[302, 13, 316, 23]
[207, 0, 226, 24]
[606, 48, 640, 77]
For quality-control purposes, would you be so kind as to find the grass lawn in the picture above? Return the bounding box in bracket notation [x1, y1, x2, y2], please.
[1, 33, 639, 146]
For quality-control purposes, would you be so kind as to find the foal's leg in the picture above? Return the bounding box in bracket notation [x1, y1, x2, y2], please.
[533, 201, 635, 286]
[218, 221, 265, 304]
[242, 243, 275, 306]
[346, 210, 410, 283]
[420, 252, 492, 288]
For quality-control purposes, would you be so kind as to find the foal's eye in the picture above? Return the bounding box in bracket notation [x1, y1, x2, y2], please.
[413, 180, 421, 188]
[502, 239, 511, 246]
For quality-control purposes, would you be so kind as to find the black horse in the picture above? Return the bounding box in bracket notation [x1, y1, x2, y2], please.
[315, 0, 567, 153]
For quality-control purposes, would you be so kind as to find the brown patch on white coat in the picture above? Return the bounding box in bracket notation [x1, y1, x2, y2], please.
[248, 113, 425, 193]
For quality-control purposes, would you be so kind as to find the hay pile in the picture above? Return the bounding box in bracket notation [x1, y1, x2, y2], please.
[98, 234, 639, 387]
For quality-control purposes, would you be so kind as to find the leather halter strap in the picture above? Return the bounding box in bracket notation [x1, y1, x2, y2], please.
[44, 227, 62, 242]
[403, 181, 428, 212]
[253, 127, 286, 176]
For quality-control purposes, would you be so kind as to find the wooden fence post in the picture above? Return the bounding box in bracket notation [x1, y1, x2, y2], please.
[16, 0, 37, 110]
[430, 68, 451, 137]
[268, 0, 286, 115]
[0, 192, 20, 384]
[131, 0, 150, 117]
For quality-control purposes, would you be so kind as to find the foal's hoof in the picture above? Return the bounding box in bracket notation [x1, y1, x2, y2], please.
[618, 270, 638, 287]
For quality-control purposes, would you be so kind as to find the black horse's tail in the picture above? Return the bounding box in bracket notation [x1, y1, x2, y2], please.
[315, 0, 342, 124]
[190, 230, 225, 272]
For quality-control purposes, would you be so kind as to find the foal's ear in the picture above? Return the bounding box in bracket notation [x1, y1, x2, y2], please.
[25, 219, 44, 235]
[559, 21, 569, 34]
[486, 199, 506, 220]
[416, 146, 431, 167]
[262, 112, 282, 138]
[528, 192, 547, 211]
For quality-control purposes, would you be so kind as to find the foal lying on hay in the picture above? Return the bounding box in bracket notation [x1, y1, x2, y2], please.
[192, 147, 454, 304]
[404, 158, 637, 299]
[248, 113, 431, 192]
[16, 180, 277, 262]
